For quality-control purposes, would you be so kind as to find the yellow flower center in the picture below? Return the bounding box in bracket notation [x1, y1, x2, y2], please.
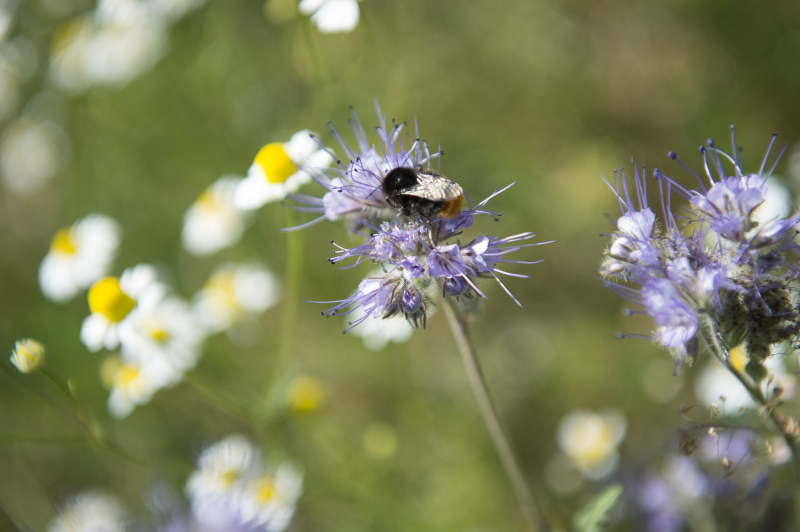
[288, 376, 325, 412]
[50, 227, 78, 255]
[254, 477, 276, 503]
[221, 470, 239, 489]
[196, 188, 222, 214]
[116, 364, 141, 389]
[730, 345, 747, 372]
[88, 277, 136, 322]
[142, 317, 170, 343]
[570, 421, 615, 465]
[254, 143, 296, 184]
[206, 270, 240, 312]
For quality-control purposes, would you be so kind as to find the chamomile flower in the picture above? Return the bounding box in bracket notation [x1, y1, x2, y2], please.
[193, 263, 281, 334]
[10, 338, 45, 373]
[185, 435, 302, 532]
[298, 0, 359, 34]
[39, 214, 121, 303]
[182, 175, 248, 257]
[556, 408, 627, 480]
[101, 352, 179, 418]
[118, 293, 206, 374]
[233, 130, 334, 210]
[80, 264, 164, 352]
[48, 489, 128, 532]
[237, 465, 303, 530]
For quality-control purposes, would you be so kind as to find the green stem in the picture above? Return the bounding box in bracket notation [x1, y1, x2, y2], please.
[443, 300, 549, 532]
[700, 315, 800, 475]
[259, 207, 304, 417]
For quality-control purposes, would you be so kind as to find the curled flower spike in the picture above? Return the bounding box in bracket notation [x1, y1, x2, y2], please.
[600, 128, 800, 371]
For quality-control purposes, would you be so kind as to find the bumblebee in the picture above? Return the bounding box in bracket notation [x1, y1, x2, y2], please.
[382, 167, 467, 219]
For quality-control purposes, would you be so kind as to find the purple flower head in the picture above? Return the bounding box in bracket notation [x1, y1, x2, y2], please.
[319, 275, 402, 332]
[397, 256, 425, 282]
[601, 129, 800, 368]
[642, 278, 698, 358]
[444, 277, 470, 298]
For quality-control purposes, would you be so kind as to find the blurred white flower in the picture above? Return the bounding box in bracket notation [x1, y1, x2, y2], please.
[193, 263, 281, 334]
[48, 490, 127, 532]
[101, 352, 178, 418]
[186, 434, 302, 532]
[238, 464, 303, 530]
[39, 214, 121, 303]
[298, 0, 359, 34]
[347, 309, 413, 351]
[49, 0, 207, 93]
[182, 175, 249, 257]
[752, 176, 792, 224]
[119, 292, 205, 374]
[556, 408, 627, 480]
[80, 264, 165, 352]
[695, 344, 795, 414]
[0, 115, 70, 193]
[234, 130, 334, 210]
[10, 338, 45, 373]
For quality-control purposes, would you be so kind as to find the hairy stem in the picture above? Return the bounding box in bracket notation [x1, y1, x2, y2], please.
[443, 300, 549, 532]
[700, 315, 800, 474]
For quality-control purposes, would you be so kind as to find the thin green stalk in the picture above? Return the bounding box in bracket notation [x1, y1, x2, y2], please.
[443, 300, 549, 532]
[700, 315, 800, 475]
[258, 207, 304, 417]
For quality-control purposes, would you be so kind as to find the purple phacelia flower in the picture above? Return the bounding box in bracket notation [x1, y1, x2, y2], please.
[600, 128, 800, 370]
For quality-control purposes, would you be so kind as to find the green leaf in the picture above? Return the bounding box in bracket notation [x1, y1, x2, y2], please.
[573, 483, 625, 532]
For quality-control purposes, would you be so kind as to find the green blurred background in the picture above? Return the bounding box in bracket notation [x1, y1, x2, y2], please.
[2, 0, 800, 530]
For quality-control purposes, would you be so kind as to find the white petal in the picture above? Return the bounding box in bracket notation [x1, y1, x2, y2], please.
[81, 314, 111, 352]
[39, 254, 79, 303]
[298, 0, 326, 15]
[310, 0, 359, 33]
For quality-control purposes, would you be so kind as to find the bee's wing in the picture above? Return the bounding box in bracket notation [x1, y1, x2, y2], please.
[398, 172, 463, 201]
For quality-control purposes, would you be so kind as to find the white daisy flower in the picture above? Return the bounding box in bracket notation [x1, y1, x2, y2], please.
[185, 434, 302, 532]
[298, 0, 359, 34]
[238, 464, 303, 530]
[556, 408, 627, 481]
[0, 114, 70, 194]
[185, 434, 264, 507]
[80, 264, 164, 352]
[234, 130, 334, 210]
[39, 214, 121, 303]
[48, 489, 127, 532]
[118, 293, 206, 374]
[193, 263, 281, 334]
[182, 175, 248, 257]
[101, 352, 179, 419]
[10, 338, 45, 374]
[695, 344, 795, 414]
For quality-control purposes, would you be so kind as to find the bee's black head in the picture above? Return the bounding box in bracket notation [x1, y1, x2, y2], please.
[382, 167, 419, 195]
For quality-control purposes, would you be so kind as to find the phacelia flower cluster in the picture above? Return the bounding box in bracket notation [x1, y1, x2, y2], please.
[296, 104, 550, 332]
[600, 129, 800, 373]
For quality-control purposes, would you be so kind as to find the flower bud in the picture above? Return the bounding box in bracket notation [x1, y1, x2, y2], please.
[10, 338, 45, 373]
[444, 277, 469, 298]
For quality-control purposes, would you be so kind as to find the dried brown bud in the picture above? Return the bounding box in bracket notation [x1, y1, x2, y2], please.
[772, 386, 785, 399]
